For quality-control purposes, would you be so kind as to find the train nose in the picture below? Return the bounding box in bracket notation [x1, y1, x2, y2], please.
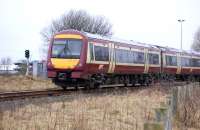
[50, 58, 79, 69]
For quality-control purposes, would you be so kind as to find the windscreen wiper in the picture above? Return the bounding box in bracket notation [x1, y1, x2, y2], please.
[57, 41, 67, 58]
[57, 41, 72, 58]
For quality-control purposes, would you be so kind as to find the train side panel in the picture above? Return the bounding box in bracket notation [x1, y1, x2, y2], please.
[162, 52, 178, 75]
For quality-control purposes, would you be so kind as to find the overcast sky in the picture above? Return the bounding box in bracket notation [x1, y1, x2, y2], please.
[0, 0, 200, 62]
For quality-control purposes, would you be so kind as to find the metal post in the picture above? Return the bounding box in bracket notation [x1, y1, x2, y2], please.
[178, 19, 185, 50]
[180, 22, 183, 50]
[26, 58, 29, 76]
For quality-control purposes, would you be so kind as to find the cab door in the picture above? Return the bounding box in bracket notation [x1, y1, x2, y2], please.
[108, 43, 115, 73]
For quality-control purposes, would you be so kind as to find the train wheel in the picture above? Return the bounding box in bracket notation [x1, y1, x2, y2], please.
[75, 84, 79, 90]
[61, 86, 67, 90]
[132, 80, 136, 87]
[85, 80, 98, 90]
[84, 81, 90, 90]
[144, 75, 150, 87]
[188, 75, 195, 83]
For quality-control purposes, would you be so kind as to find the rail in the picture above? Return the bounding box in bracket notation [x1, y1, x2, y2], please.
[0, 81, 188, 102]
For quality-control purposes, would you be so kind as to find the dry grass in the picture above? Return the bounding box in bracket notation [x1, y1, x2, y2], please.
[0, 75, 55, 92]
[175, 84, 200, 130]
[0, 87, 168, 130]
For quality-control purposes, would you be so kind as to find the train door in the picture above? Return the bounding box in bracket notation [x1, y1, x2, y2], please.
[108, 43, 115, 73]
[144, 48, 149, 73]
[177, 52, 181, 74]
[160, 50, 163, 73]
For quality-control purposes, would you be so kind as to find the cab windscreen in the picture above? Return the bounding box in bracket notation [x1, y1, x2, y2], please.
[52, 39, 82, 59]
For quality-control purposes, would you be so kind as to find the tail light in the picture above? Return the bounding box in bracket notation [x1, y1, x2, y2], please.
[78, 63, 82, 67]
[47, 38, 54, 69]
[47, 59, 54, 69]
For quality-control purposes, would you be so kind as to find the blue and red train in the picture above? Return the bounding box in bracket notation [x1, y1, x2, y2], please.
[47, 29, 200, 89]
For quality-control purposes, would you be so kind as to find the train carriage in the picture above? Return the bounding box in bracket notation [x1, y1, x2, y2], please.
[47, 30, 162, 88]
[180, 51, 192, 74]
[190, 51, 200, 75]
[47, 29, 200, 89]
[159, 47, 180, 75]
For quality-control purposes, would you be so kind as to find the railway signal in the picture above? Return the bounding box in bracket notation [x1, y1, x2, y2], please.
[25, 50, 30, 59]
[25, 50, 30, 76]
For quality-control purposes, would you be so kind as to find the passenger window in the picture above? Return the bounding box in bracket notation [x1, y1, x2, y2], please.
[191, 58, 200, 67]
[94, 45, 109, 61]
[133, 52, 144, 64]
[115, 49, 123, 63]
[128, 51, 133, 63]
[116, 49, 124, 63]
[166, 55, 177, 66]
[115, 49, 144, 64]
[116, 49, 132, 63]
[148, 53, 159, 64]
[181, 57, 190, 67]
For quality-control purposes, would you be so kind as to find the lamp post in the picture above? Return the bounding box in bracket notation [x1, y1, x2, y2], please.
[178, 19, 185, 50]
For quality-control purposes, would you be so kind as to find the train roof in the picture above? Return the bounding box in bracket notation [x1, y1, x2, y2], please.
[57, 29, 200, 56]
[84, 31, 159, 49]
[56, 30, 158, 50]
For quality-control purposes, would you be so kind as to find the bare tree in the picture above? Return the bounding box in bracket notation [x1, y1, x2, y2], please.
[40, 10, 113, 59]
[191, 27, 200, 51]
[41, 10, 113, 43]
[0, 57, 12, 73]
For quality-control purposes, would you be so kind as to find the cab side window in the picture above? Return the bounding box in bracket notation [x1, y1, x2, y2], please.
[89, 43, 94, 61]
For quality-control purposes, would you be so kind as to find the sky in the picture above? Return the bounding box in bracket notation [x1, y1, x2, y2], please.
[0, 0, 200, 62]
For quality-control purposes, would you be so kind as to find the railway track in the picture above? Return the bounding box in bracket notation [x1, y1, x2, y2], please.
[0, 81, 189, 102]
[0, 85, 147, 102]
[0, 89, 75, 102]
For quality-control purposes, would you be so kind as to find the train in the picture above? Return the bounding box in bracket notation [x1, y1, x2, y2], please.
[47, 29, 200, 89]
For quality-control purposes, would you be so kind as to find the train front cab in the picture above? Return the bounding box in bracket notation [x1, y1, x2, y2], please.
[47, 31, 87, 87]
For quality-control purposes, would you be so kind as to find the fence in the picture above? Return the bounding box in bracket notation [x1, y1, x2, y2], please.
[144, 83, 200, 130]
[143, 96, 172, 130]
[175, 83, 200, 129]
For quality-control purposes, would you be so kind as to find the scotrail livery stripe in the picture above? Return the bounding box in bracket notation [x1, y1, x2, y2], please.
[54, 34, 83, 39]
[51, 58, 79, 69]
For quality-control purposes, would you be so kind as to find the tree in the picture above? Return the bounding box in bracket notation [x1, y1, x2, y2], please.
[0, 57, 12, 73]
[191, 27, 200, 51]
[41, 10, 113, 43]
[40, 10, 113, 59]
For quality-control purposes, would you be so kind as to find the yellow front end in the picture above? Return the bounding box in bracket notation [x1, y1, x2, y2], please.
[50, 33, 83, 70]
[51, 58, 79, 69]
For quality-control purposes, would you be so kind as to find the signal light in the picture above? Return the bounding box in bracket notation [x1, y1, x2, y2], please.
[25, 50, 30, 59]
